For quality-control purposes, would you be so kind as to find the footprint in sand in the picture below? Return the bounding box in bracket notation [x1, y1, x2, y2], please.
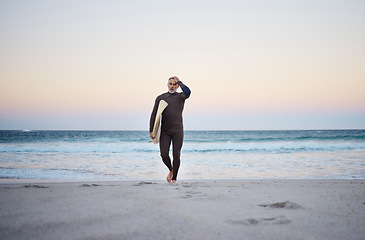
[258, 201, 303, 209]
[226, 216, 291, 226]
[79, 184, 102, 187]
[2, 185, 49, 190]
[181, 190, 206, 198]
[133, 182, 155, 186]
[226, 201, 302, 226]
[24, 185, 49, 189]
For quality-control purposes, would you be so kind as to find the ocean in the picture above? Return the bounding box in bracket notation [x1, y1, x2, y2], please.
[0, 130, 364, 180]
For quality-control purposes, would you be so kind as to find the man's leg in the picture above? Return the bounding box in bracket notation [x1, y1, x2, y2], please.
[171, 129, 184, 181]
[159, 130, 173, 182]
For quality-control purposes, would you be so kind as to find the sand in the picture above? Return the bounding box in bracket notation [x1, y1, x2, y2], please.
[0, 179, 364, 240]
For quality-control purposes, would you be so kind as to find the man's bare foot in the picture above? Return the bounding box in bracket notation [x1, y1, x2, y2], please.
[166, 171, 173, 183]
[171, 180, 177, 184]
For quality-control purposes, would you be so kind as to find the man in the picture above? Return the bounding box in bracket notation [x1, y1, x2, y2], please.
[149, 76, 191, 183]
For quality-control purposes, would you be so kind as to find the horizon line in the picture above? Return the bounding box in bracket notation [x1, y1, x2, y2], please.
[1, 128, 364, 132]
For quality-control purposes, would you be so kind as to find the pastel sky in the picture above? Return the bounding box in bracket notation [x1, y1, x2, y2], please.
[1, 0, 364, 130]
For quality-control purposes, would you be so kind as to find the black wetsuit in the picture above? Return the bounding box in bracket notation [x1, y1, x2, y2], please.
[149, 81, 191, 180]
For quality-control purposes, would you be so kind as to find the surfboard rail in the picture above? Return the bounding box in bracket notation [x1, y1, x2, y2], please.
[150, 100, 168, 144]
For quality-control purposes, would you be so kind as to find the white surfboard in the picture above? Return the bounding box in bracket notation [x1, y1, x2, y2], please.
[151, 100, 168, 144]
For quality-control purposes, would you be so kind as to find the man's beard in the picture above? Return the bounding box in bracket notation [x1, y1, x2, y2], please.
[169, 88, 177, 94]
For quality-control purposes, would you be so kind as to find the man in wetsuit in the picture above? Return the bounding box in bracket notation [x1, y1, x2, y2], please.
[149, 76, 191, 183]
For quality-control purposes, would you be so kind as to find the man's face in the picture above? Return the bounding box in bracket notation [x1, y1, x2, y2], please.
[167, 79, 179, 94]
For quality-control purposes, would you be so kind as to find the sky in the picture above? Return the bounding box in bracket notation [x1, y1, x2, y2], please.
[1, 0, 364, 130]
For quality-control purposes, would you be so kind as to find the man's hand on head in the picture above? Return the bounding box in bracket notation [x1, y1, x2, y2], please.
[172, 76, 180, 83]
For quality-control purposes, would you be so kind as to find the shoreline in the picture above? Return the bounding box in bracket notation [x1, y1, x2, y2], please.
[1, 177, 364, 184]
[1, 179, 364, 240]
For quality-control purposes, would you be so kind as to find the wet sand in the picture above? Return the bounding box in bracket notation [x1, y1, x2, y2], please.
[1, 179, 364, 240]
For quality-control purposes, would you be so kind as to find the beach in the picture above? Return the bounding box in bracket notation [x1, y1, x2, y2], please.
[1, 179, 364, 240]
